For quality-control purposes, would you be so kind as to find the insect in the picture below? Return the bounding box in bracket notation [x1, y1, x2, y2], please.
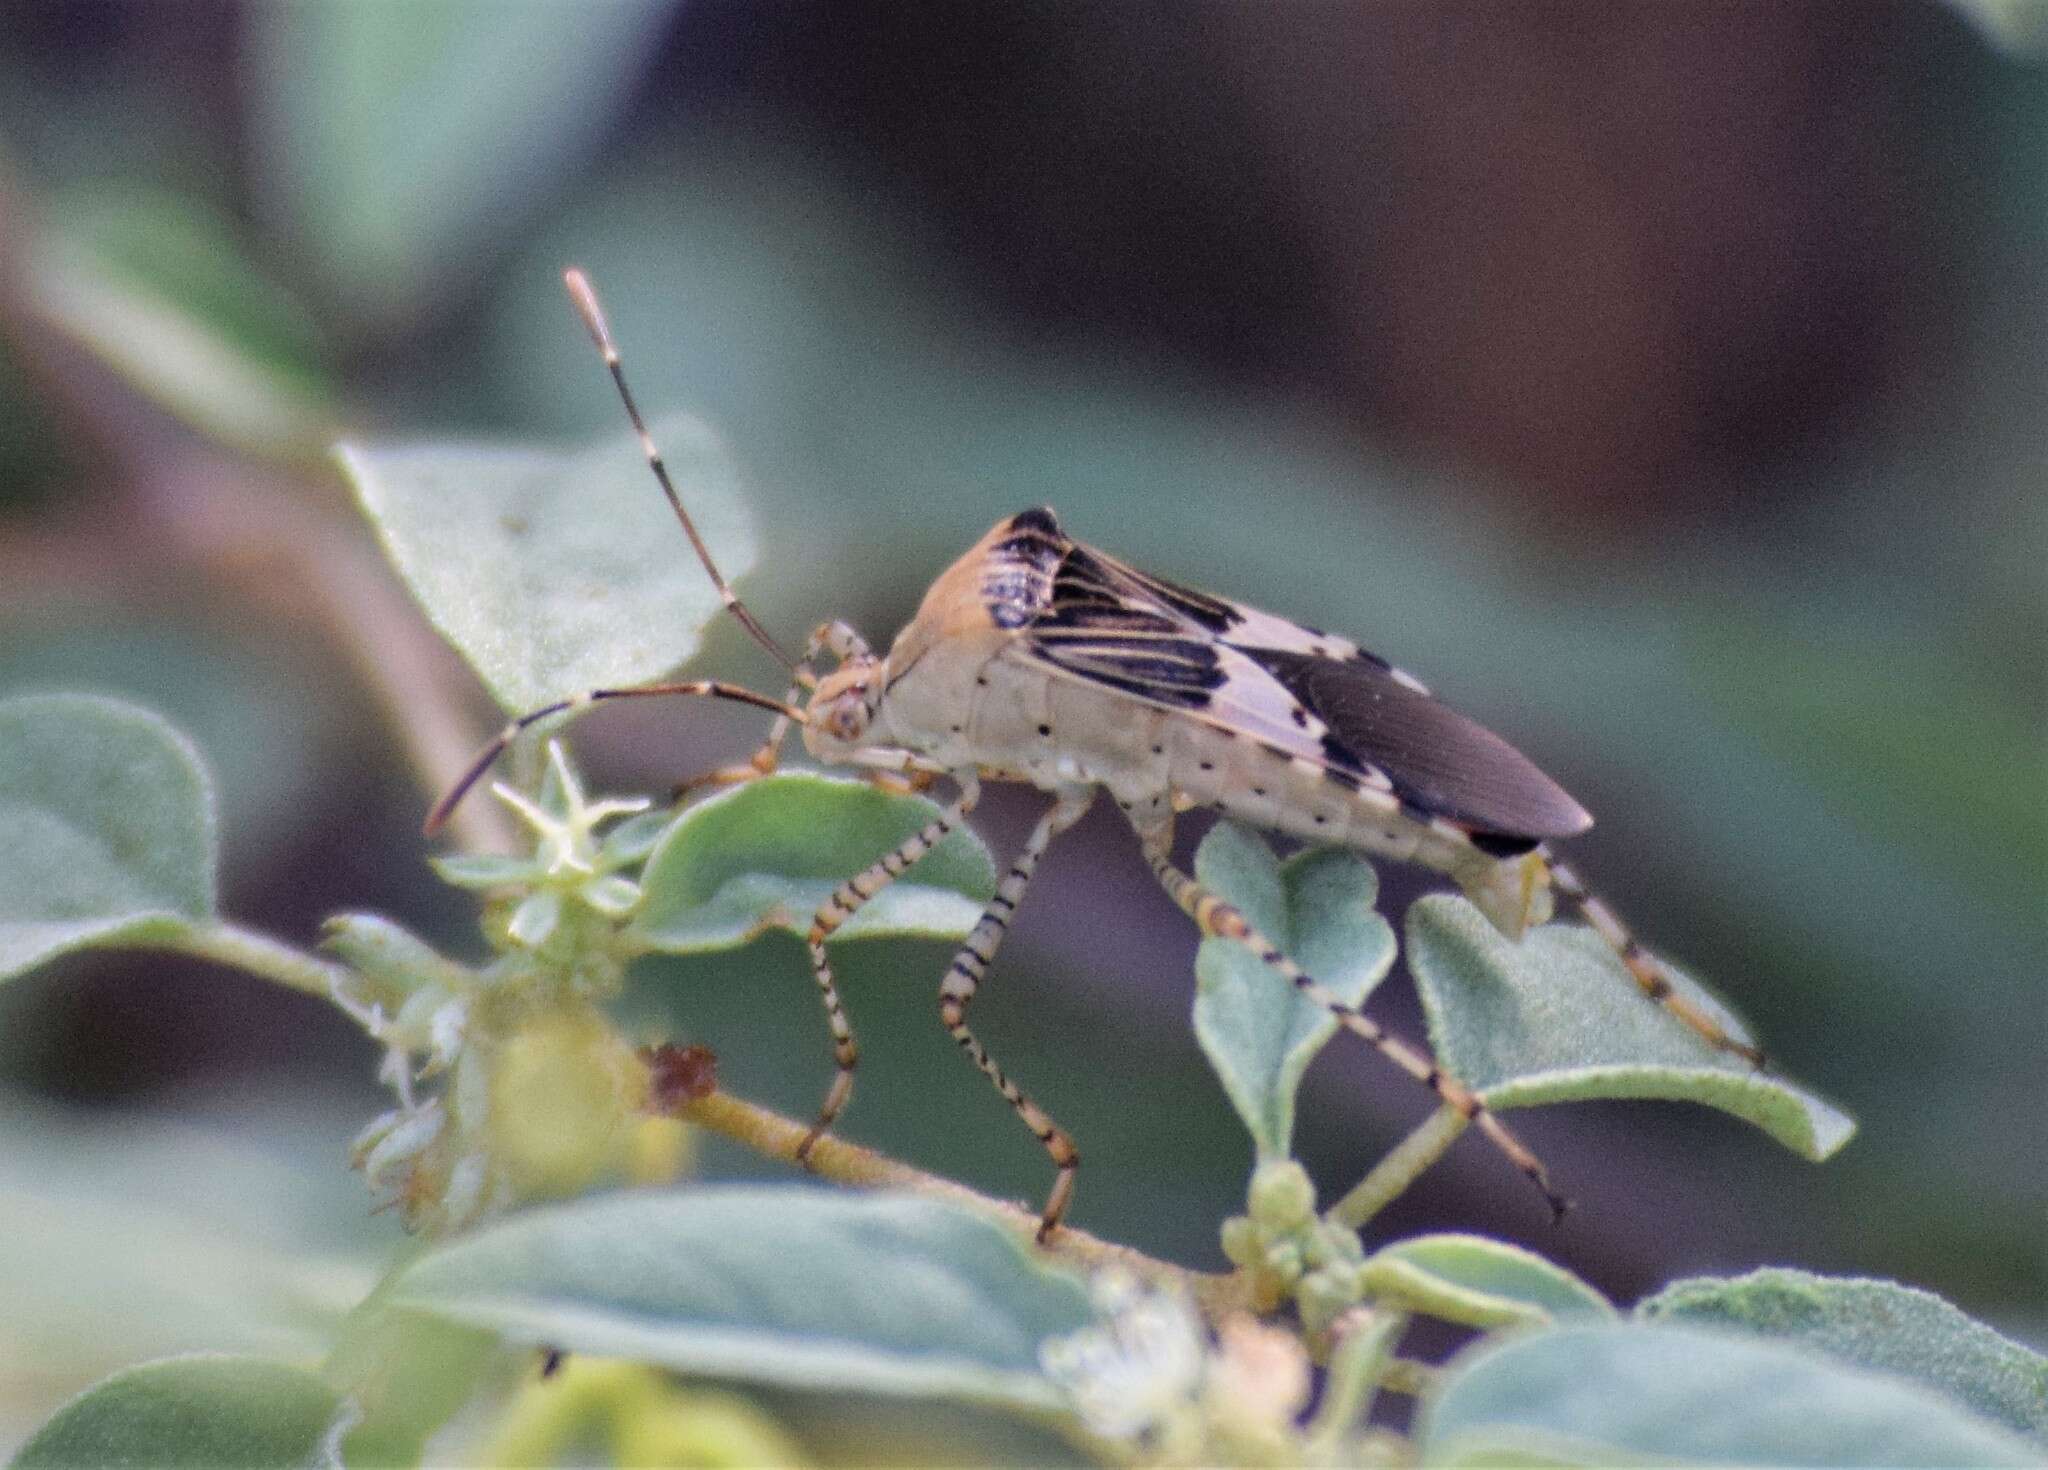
[430, 268, 1765, 1242]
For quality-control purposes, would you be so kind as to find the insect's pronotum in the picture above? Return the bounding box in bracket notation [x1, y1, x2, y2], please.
[430, 268, 1767, 1242]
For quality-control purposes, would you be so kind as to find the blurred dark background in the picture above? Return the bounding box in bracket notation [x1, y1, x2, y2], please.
[0, 0, 2041, 1447]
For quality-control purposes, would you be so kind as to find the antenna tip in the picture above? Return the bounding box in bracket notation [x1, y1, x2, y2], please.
[563, 266, 611, 351]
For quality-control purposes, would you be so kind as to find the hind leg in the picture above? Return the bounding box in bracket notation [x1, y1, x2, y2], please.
[1141, 821, 1568, 1219]
[1546, 857, 1766, 1067]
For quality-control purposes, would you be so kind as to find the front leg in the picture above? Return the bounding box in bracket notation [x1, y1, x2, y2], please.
[671, 631, 833, 800]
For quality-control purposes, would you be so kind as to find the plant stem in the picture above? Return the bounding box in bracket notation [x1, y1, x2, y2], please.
[678, 1089, 1252, 1316]
[1306, 1306, 1407, 1453]
[1327, 1102, 1469, 1230]
[175, 920, 354, 1000]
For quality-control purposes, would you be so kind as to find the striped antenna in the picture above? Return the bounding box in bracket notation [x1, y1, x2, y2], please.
[564, 268, 798, 674]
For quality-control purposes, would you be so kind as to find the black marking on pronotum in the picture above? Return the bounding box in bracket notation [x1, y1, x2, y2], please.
[986, 590, 1036, 629]
[982, 516, 1065, 628]
[1008, 505, 1062, 537]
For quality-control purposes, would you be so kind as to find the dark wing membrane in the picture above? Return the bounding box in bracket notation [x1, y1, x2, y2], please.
[1238, 646, 1592, 841]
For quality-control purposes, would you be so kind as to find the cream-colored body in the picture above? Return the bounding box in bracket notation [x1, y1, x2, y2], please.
[807, 518, 1544, 934]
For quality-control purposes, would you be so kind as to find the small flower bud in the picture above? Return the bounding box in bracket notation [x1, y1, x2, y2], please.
[1248, 1158, 1316, 1230]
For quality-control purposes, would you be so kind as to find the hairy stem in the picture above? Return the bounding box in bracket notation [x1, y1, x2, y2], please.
[174, 920, 354, 1000]
[1328, 1102, 1470, 1230]
[1307, 1306, 1407, 1452]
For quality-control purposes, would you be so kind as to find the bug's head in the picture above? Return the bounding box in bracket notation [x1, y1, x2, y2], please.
[799, 621, 884, 761]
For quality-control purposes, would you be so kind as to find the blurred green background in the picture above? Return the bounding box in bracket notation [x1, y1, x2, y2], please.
[0, 1, 2041, 1453]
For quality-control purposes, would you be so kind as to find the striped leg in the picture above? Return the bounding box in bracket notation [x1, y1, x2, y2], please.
[1547, 859, 1766, 1067]
[940, 789, 1094, 1243]
[798, 773, 982, 1161]
[1142, 830, 1569, 1221]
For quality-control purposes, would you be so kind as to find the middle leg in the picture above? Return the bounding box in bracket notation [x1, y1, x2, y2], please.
[1140, 820, 1569, 1220]
[940, 787, 1095, 1242]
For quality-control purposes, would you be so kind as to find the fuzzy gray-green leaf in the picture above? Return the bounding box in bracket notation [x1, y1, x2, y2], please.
[0, 693, 216, 982]
[1420, 1322, 2040, 1467]
[1406, 895, 1854, 1160]
[1639, 1269, 2048, 1446]
[631, 774, 995, 951]
[28, 187, 334, 459]
[1360, 1234, 1612, 1329]
[12, 1353, 344, 1469]
[383, 1186, 1095, 1411]
[339, 414, 755, 714]
[251, 1, 676, 321]
[1191, 825, 1394, 1159]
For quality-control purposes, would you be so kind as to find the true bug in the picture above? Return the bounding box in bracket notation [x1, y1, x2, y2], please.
[430, 269, 1766, 1242]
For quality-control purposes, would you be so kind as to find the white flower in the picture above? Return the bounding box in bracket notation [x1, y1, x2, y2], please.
[1041, 1270, 1207, 1441]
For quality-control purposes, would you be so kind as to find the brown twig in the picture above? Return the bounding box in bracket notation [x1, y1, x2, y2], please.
[678, 1088, 1253, 1317]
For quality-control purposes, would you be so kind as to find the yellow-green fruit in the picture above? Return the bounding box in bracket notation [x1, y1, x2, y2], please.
[488, 1009, 648, 1201]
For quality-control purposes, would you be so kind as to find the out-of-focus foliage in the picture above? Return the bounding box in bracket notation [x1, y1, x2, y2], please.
[0, 1, 2041, 1460]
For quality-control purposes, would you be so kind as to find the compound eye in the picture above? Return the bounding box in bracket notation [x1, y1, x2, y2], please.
[826, 697, 868, 744]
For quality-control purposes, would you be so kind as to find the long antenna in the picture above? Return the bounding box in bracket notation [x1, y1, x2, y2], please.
[564, 267, 798, 674]
[425, 679, 806, 835]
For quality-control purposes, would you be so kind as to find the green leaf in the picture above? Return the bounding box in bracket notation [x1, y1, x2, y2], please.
[1639, 1269, 2048, 1446]
[0, 1097, 382, 1388]
[338, 414, 756, 714]
[26, 188, 334, 458]
[1190, 825, 1394, 1159]
[249, 0, 677, 322]
[1405, 895, 1855, 1160]
[322, 1273, 502, 1470]
[1941, 0, 2048, 54]
[382, 1186, 1096, 1411]
[631, 774, 995, 951]
[1359, 1234, 1612, 1329]
[12, 1354, 344, 1470]
[1419, 1322, 2040, 1467]
[0, 693, 216, 982]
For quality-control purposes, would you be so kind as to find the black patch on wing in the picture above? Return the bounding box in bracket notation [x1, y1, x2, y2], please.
[1028, 628, 1223, 709]
[1466, 829, 1544, 858]
[1024, 546, 1224, 708]
[1038, 548, 1178, 632]
[1121, 565, 1241, 635]
[1239, 646, 1593, 841]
